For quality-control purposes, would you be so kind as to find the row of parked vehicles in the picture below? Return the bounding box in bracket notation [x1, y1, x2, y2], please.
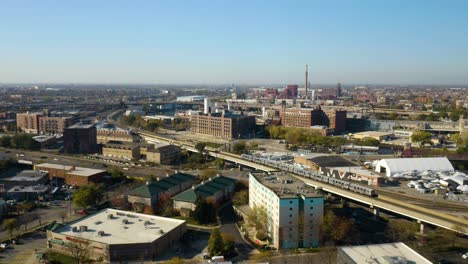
[241, 154, 377, 197]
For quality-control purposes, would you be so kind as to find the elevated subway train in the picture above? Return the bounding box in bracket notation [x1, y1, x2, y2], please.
[241, 154, 377, 197]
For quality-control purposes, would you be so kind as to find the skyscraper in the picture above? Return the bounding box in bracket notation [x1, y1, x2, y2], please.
[337, 82, 342, 97]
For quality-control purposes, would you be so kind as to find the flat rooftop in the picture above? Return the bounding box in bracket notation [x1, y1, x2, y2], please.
[353, 131, 394, 137]
[67, 167, 106, 177]
[67, 123, 95, 129]
[250, 172, 322, 199]
[339, 242, 432, 264]
[54, 209, 186, 245]
[36, 163, 73, 170]
[35, 163, 105, 177]
[8, 170, 48, 181]
[8, 185, 49, 193]
[307, 155, 356, 168]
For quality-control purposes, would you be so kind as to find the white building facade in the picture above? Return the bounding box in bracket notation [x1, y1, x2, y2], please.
[249, 172, 323, 249]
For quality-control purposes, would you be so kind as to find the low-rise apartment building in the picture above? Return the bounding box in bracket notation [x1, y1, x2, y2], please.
[146, 144, 181, 164]
[127, 172, 196, 208]
[172, 176, 236, 215]
[249, 172, 324, 249]
[102, 141, 140, 160]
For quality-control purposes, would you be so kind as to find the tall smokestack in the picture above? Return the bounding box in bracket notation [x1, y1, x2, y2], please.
[305, 64, 308, 100]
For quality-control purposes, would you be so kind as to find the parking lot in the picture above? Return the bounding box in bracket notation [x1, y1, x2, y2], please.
[0, 231, 46, 264]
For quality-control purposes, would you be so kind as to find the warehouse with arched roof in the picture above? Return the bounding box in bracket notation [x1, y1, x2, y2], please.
[375, 157, 454, 177]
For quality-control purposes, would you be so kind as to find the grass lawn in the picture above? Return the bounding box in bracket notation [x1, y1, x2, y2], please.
[47, 251, 77, 264]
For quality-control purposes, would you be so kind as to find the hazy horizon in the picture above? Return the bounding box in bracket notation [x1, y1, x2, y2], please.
[1, 1, 468, 84]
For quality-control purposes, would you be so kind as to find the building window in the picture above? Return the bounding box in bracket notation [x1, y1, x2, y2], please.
[289, 214, 292, 218]
[289, 201, 293, 204]
[289, 208, 293, 211]
[310, 207, 314, 210]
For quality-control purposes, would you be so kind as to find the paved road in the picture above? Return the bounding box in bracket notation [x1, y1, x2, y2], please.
[218, 202, 255, 261]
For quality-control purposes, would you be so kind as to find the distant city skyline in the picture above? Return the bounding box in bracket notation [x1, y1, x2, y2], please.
[1, 0, 468, 85]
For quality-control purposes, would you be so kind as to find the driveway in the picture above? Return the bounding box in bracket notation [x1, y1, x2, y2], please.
[218, 202, 255, 261]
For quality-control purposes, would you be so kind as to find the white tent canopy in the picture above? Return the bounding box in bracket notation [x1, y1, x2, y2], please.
[375, 157, 454, 177]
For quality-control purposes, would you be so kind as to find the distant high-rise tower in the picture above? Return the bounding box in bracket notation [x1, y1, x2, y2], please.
[337, 82, 342, 97]
[305, 64, 309, 99]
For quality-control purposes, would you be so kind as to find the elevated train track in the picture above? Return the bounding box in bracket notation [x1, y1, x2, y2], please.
[136, 130, 468, 234]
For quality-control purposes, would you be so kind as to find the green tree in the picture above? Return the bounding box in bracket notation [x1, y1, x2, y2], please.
[73, 185, 104, 209]
[232, 190, 249, 206]
[410, 131, 432, 146]
[207, 228, 225, 257]
[358, 137, 380, 147]
[250, 206, 268, 232]
[214, 158, 225, 169]
[195, 142, 207, 154]
[385, 219, 419, 241]
[193, 198, 216, 224]
[233, 142, 246, 154]
[0, 135, 12, 148]
[10, 134, 40, 150]
[108, 168, 125, 181]
[3, 218, 18, 239]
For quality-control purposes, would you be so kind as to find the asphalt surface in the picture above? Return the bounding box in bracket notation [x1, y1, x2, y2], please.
[218, 202, 255, 261]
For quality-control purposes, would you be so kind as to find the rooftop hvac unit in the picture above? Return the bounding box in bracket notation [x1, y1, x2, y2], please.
[116, 212, 125, 216]
[144, 220, 151, 225]
[107, 214, 114, 219]
[98, 231, 105, 236]
[72, 226, 78, 232]
[159, 229, 165, 234]
[79, 225, 88, 231]
[122, 219, 129, 224]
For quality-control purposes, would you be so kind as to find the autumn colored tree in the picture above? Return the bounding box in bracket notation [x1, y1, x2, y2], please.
[143, 205, 155, 215]
[321, 210, 353, 243]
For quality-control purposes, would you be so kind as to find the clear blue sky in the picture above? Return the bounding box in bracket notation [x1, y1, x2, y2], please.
[1, 0, 467, 85]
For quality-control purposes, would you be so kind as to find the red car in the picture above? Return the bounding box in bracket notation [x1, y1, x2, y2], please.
[77, 209, 89, 215]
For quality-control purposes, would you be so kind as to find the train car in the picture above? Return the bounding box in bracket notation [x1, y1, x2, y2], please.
[241, 154, 376, 197]
[328, 178, 350, 190]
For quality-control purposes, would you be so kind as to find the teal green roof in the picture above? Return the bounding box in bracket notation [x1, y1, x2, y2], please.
[128, 173, 195, 198]
[171, 176, 237, 203]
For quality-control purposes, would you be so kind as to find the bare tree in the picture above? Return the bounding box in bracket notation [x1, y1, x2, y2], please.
[67, 236, 91, 264]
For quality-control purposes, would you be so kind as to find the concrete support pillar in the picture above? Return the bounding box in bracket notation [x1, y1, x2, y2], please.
[418, 220, 424, 234]
[373, 208, 380, 218]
